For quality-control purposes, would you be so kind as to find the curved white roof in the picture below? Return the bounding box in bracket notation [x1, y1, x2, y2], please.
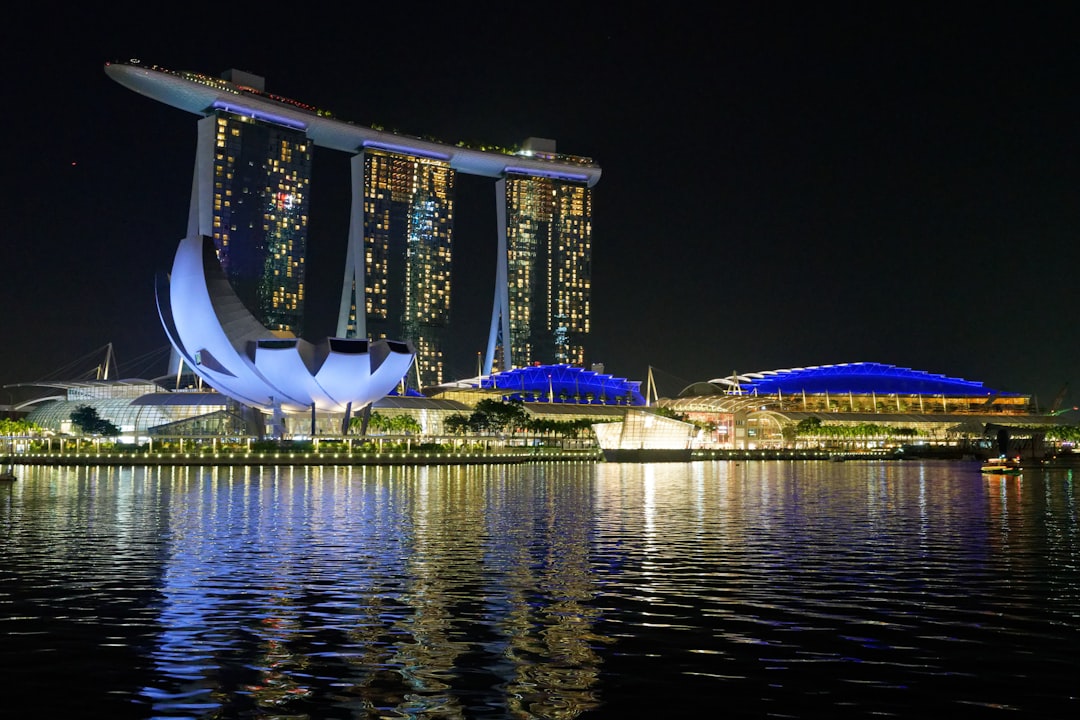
[105, 61, 602, 187]
[159, 233, 415, 414]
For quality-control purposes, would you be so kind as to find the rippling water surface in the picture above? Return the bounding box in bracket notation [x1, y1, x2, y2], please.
[1, 460, 1077, 718]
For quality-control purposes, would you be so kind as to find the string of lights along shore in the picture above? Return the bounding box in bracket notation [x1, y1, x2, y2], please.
[105, 59, 601, 390]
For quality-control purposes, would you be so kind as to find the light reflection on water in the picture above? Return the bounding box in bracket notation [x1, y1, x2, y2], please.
[0, 460, 1076, 718]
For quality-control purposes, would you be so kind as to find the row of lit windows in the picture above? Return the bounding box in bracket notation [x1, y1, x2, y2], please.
[206, 115, 312, 336]
[411, 335, 444, 387]
[499, 177, 592, 365]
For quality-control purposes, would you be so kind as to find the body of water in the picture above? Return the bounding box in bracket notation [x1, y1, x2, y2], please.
[1, 459, 1077, 718]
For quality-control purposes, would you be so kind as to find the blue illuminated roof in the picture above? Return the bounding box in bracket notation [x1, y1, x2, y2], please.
[694, 362, 1017, 397]
[480, 364, 645, 405]
[387, 387, 425, 398]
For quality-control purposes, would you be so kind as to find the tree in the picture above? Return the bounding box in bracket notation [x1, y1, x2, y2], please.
[0, 418, 41, 436]
[389, 414, 422, 435]
[70, 405, 120, 436]
[367, 411, 391, 434]
[1046, 424, 1080, 443]
[444, 414, 471, 435]
[471, 398, 529, 433]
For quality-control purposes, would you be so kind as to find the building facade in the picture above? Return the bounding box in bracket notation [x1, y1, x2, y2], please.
[337, 150, 455, 390]
[490, 161, 593, 371]
[663, 362, 1042, 450]
[196, 111, 312, 336]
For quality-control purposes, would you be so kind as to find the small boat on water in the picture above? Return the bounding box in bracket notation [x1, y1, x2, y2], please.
[980, 456, 1021, 474]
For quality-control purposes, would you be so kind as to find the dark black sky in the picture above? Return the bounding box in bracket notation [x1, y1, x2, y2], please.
[4, 4, 1079, 406]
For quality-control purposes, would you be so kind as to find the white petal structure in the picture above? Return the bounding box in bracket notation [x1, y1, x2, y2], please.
[157, 234, 415, 414]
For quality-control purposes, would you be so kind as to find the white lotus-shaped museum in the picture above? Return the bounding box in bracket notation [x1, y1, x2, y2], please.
[156, 234, 415, 416]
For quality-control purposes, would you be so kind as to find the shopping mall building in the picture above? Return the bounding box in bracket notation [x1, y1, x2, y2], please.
[659, 362, 1072, 451]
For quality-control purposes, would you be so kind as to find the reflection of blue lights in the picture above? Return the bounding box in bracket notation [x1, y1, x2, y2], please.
[480, 364, 645, 405]
[146, 468, 408, 714]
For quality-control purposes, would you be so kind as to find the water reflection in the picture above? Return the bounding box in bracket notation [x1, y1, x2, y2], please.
[139, 463, 608, 718]
[1, 461, 1078, 718]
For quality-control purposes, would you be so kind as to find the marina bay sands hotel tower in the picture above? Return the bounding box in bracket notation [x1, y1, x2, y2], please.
[105, 60, 601, 389]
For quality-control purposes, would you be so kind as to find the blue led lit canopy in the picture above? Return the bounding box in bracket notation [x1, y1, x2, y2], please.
[687, 362, 1016, 397]
[479, 364, 645, 405]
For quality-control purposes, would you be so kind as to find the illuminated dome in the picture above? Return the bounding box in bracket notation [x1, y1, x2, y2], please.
[157, 234, 415, 415]
[480, 364, 645, 405]
[683, 362, 1016, 397]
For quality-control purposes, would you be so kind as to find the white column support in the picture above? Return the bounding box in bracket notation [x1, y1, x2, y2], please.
[168, 115, 221, 378]
[192, 115, 217, 239]
[337, 152, 367, 338]
[485, 177, 511, 375]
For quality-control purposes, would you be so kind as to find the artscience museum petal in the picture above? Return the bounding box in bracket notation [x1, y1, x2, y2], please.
[156, 233, 415, 415]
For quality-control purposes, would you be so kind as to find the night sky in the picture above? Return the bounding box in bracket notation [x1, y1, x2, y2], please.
[4, 5, 1079, 407]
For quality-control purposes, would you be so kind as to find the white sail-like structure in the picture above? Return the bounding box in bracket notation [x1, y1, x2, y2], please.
[592, 410, 696, 462]
[157, 233, 414, 416]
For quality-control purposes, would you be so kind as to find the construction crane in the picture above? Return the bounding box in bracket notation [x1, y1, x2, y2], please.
[1048, 383, 1073, 415]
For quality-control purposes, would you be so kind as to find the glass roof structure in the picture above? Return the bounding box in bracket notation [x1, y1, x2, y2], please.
[26, 395, 231, 436]
[685, 362, 1017, 398]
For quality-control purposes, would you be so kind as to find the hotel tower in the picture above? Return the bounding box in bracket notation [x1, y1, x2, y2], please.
[191, 70, 312, 337]
[106, 60, 601, 389]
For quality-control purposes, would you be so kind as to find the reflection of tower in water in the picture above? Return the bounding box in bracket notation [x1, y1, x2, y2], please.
[388, 465, 607, 717]
[490, 467, 606, 716]
[147, 464, 611, 716]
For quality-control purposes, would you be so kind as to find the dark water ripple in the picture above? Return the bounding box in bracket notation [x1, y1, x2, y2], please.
[1, 461, 1077, 718]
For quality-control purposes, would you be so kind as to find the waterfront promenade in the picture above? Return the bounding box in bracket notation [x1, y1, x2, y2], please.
[6, 446, 842, 467]
[10, 448, 562, 467]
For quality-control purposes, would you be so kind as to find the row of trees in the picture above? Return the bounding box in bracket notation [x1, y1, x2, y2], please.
[8, 403, 1080, 449]
[1032, 424, 1080, 443]
[0, 417, 41, 437]
[341, 401, 596, 440]
[442, 399, 596, 438]
[790, 417, 1080, 444]
[2, 407, 116, 440]
[792, 417, 921, 441]
[5, 402, 597, 443]
[347, 410, 422, 436]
